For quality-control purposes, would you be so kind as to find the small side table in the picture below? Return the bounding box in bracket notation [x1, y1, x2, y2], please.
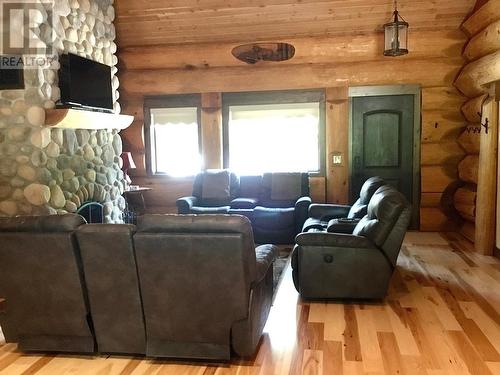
[123, 187, 152, 223]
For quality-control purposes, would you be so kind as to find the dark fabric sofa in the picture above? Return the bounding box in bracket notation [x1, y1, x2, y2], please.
[292, 185, 411, 300]
[177, 170, 311, 244]
[0, 214, 277, 360]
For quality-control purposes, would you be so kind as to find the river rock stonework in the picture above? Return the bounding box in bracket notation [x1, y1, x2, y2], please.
[0, 0, 126, 223]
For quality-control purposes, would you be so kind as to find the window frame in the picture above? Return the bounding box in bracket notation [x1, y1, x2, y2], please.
[222, 89, 326, 176]
[144, 94, 202, 177]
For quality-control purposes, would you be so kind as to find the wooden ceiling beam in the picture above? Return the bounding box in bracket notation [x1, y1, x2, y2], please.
[118, 30, 466, 70]
[119, 57, 462, 96]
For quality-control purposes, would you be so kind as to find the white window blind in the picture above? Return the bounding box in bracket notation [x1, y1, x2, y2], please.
[150, 107, 201, 176]
[228, 103, 320, 174]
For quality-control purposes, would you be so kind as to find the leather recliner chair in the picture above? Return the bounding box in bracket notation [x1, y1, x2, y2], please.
[76, 224, 147, 355]
[292, 185, 411, 300]
[133, 214, 278, 360]
[0, 215, 95, 353]
[302, 176, 386, 233]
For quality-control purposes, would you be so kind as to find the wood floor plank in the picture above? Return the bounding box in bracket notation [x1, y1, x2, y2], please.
[308, 303, 326, 323]
[0, 354, 54, 374]
[421, 287, 462, 331]
[301, 349, 322, 375]
[0, 233, 498, 374]
[385, 301, 420, 356]
[486, 361, 500, 374]
[447, 330, 494, 375]
[321, 341, 342, 375]
[22, 356, 55, 375]
[449, 269, 500, 328]
[0, 352, 22, 372]
[404, 308, 442, 370]
[355, 306, 384, 373]
[323, 303, 345, 342]
[377, 332, 405, 375]
[367, 305, 392, 333]
[460, 301, 500, 354]
[343, 305, 362, 362]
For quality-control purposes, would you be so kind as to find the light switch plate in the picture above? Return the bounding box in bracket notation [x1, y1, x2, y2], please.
[332, 153, 342, 165]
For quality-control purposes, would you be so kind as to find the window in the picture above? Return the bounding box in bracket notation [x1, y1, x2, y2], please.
[145, 95, 201, 177]
[223, 90, 325, 175]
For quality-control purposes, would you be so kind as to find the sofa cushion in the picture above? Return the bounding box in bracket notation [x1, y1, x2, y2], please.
[347, 199, 367, 219]
[347, 177, 386, 219]
[302, 217, 327, 232]
[202, 170, 231, 200]
[270, 173, 303, 200]
[253, 206, 295, 230]
[326, 218, 360, 234]
[228, 209, 254, 221]
[191, 206, 230, 214]
[239, 175, 262, 198]
[353, 186, 406, 247]
[231, 198, 259, 209]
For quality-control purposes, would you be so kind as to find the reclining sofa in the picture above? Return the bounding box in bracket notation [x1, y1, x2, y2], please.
[292, 185, 411, 300]
[0, 214, 277, 360]
[302, 176, 386, 233]
[177, 170, 311, 244]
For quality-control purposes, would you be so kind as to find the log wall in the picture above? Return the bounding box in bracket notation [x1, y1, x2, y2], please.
[453, 0, 500, 254]
[118, 30, 468, 230]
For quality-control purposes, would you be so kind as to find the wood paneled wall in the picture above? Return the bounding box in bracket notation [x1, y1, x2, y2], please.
[118, 30, 468, 230]
[114, 1, 474, 47]
[452, 0, 500, 254]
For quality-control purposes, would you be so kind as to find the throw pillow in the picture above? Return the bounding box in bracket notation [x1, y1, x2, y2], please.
[202, 170, 231, 200]
[270, 173, 302, 200]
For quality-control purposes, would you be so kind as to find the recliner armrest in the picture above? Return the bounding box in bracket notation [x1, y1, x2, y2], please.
[308, 204, 351, 220]
[294, 196, 312, 234]
[254, 244, 278, 283]
[295, 232, 375, 249]
[176, 196, 199, 214]
[326, 218, 360, 234]
[295, 196, 312, 208]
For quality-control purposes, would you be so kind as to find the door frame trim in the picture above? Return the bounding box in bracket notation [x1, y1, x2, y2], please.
[348, 84, 421, 228]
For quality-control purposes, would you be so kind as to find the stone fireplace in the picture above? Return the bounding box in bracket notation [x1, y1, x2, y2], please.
[0, 0, 128, 223]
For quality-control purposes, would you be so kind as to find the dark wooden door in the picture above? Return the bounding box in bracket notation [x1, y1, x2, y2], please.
[351, 95, 415, 204]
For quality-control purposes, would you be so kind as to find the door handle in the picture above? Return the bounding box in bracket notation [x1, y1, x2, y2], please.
[324, 254, 334, 263]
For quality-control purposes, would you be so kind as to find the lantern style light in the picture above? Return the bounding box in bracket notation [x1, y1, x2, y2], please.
[384, 1, 409, 56]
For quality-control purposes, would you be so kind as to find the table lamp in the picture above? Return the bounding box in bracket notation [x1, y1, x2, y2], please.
[121, 152, 136, 186]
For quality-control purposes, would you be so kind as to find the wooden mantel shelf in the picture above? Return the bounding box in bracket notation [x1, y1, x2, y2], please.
[45, 108, 134, 130]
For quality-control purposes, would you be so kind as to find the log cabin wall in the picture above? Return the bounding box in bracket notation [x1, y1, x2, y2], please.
[453, 0, 500, 254]
[117, 30, 468, 231]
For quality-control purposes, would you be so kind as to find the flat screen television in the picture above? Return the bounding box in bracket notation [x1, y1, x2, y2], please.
[58, 53, 113, 112]
[0, 55, 24, 90]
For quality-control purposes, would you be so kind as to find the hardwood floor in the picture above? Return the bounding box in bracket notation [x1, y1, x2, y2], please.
[0, 232, 499, 374]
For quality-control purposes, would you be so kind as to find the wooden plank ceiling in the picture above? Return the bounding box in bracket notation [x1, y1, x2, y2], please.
[114, 0, 475, 47]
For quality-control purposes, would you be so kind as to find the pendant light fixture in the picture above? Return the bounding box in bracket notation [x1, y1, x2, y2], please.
[384, 1, 409, 57]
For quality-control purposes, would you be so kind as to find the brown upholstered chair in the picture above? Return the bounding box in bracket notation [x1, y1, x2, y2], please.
[133, 214, 278, 360]
[76, 224, 147, 355]
[0, 215, 95, 353]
